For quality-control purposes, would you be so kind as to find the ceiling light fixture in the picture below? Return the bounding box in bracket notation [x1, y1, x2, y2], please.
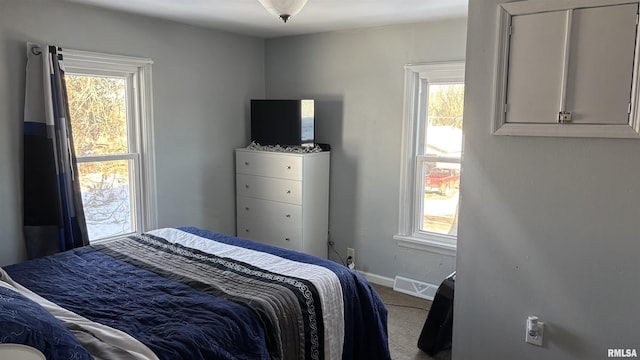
[258, 0, 308, 23]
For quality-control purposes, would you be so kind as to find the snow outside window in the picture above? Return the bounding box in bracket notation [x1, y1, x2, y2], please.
[64, 50, 157, 243]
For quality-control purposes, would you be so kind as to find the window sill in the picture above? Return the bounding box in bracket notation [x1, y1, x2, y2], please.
[394, 234, 457, 256]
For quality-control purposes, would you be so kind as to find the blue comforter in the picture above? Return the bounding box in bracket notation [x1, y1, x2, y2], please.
[3, 227, 390, 360]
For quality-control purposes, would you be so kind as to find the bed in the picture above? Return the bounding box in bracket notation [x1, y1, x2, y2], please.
[0, 227, 390, 360]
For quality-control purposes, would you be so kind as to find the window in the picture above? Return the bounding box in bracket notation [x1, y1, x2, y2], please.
[64, 49, 157, 242]
[395, 62, 465, 256]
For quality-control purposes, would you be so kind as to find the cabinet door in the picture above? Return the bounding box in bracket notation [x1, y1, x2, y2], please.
[495, 0, 640, 138]
[565, 3, 637, 125]
[506, 10, 567, 124]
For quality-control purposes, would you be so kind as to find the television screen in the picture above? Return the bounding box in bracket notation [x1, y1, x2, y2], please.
[251, 99, 314, 147]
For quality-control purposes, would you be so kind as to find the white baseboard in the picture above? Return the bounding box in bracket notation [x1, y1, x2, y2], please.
[358, 271, 395, 288]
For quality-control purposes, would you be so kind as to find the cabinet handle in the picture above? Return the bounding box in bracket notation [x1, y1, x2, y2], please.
[245, 207, 250, 211]
[245, 184, 250, 189]
[285, 237, 291, 241]
[244, 161, 249, 166]
[285, 214, 291, 218]
[286, 165, 292, 170]
[244, 228, 250, 233]
[286, 190, 291, 194]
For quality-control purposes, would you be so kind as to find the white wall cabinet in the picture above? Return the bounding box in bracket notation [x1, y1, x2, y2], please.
[493, 0, 640, 138]
[235, 149, 330, 258]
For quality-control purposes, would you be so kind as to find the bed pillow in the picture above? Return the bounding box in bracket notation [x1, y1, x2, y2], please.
[0, 285, 93, 360]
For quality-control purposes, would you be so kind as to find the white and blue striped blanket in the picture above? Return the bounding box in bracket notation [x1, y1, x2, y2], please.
[2, 227, 390, 360]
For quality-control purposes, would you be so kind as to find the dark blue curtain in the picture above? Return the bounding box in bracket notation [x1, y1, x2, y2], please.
[23, 43, 88, 259]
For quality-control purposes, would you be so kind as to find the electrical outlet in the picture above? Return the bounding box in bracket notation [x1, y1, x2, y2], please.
[347, 248, 355, 263]
[525, 316, 544, 346]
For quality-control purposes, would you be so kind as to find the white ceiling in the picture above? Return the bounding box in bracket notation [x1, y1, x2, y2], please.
[61, 0, 468, 38]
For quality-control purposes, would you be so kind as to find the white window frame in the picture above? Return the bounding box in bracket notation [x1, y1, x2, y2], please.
[64, 49, 157, 241]
[394, 61, 465, 256]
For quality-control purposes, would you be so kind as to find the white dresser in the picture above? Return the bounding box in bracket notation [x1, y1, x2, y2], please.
[235, 148, 330, 258]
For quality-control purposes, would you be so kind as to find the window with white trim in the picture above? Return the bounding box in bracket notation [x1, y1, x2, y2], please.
[64, 50, 157, 242]
[395, 62, 464, 256]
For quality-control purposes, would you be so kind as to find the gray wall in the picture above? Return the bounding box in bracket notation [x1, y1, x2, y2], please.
[0, 0, 264, 266]
[265, 20, 467, 284]
[454, 1, 640, 359]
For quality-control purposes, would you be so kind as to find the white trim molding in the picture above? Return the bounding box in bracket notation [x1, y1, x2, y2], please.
[394, 234, 457, 257]
[358, 271, 395, 288]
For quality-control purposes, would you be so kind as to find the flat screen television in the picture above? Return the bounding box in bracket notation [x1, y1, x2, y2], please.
[251, 99, 314, 147]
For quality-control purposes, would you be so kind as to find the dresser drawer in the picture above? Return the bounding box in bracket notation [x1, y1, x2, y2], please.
[236, 217, 302, 251]
[236, 174, 302, 205]
[236, 150, 303, 180]
[236, 196, 302, 225]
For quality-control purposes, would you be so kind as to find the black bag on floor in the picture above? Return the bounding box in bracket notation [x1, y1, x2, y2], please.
[417, 272, 455, 356]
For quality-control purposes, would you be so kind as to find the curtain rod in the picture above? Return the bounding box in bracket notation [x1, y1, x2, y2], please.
[30, 44, 42, 56]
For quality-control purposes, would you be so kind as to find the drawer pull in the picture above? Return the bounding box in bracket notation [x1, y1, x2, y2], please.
[286, 165, 292, 170]
[245, 184, 250, 189]
[285, 237, 291, 241]
[285, 214, 291, 218]
[286, 190, 291, 194]
[244, 161, 249, 166]
[245, 207, 250, 211]
[244, 228, 250, 233]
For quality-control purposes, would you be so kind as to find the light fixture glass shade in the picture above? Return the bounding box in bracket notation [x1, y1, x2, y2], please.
[258, 0, 308, 23]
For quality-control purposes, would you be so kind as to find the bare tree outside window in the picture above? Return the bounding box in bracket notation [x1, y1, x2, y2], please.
[67, 75, 134, 240]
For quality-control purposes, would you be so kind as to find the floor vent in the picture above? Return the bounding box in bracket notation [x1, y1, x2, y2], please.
[393, 276, 439, 301]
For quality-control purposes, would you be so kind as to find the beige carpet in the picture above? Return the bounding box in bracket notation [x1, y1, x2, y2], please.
[372, 283, 451, 360]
